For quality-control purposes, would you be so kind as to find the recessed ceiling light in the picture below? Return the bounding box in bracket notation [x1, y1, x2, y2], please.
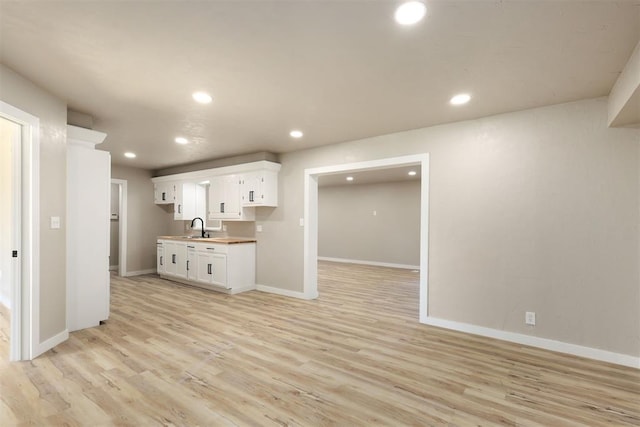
[175, 137, 189, 144]
[408, 170, 417, 176]
[290, 130, 303, 138]
[124, 152, 136, 159]
[346, 176, 354, 182]
[192, 91, 213, 104]
[395, 1, 427, 26]
[450, 93, 471, 105]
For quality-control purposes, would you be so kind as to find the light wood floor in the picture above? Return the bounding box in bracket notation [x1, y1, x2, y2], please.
[1, 261, 638, 426]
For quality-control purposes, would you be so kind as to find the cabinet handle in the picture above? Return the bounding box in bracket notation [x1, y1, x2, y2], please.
[207, 263, 212, 275]
[178, 204, 182, 214]
[186, 260, 189, 271]
[172, 254, 176, 264]
[249, 190, 254, 202]
[162, 192, 166, 201]
[220, 202, 225, 213]
[160, 256, 163, 266]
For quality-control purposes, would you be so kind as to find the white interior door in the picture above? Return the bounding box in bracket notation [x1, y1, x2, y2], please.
[0, 115, 22, 360]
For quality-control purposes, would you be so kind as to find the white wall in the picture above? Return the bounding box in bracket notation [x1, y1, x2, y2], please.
[256, 97, 640, 358]
[318, 181, 420, 267]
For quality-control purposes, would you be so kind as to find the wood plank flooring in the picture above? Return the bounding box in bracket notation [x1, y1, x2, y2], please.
[1, 261, 639, 426]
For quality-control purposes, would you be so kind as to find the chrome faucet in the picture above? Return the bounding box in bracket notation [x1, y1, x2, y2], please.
[190, 217, 206, 238]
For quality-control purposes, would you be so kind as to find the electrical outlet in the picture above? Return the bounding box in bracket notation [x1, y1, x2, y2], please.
[525, 311, 536, 326]
[256, 225, 263, 232]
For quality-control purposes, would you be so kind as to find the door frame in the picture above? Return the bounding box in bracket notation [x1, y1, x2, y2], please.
[111, 179, 128, 276]
[1, 100, 40, 361]
[303, 153, 430, 321]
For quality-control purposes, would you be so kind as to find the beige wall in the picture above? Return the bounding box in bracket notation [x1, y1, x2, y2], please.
[0, 117, 21, 308]
[0, 64, 68, 341]
[111, 164, 172, 273]
[318, 181, 420, 266]
[256, 97, 640, 357]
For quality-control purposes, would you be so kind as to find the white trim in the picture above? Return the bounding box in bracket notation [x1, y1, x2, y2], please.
[304, 153, 430, 312]
[318, 256, 419, 270]
[111, 179, 127, 277]
[125, 269, 157, 277]
[0, 100, 40, 361]
[424, 317, 640, 369]
[151, 160, 281, 183]
[34, 329, 68, 356]
[67, 125, 107, 146]
[256, 284, 314, 300]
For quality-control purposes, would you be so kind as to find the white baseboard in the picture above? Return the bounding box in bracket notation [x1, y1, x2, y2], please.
[124, 269, 157, 277]
[318, 256, 419, 270]
[34, 329, 69, 358]
[423, 316, 639, 369]
[109, 265, 119, 271]
[256, 284, 318, 300]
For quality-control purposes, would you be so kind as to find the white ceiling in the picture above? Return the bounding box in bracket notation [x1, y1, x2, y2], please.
[1, 1, 639, 170]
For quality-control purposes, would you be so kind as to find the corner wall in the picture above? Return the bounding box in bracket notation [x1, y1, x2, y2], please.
[257, 97, 640, 359]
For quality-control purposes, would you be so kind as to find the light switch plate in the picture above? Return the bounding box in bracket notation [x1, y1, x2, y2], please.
[50, 216, 61, 229]
[256, 225, 263, 232]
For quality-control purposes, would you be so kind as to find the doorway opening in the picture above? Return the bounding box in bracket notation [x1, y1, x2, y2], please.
[304, 154, 429, 322]
[1, 100, 40, 361]
[110, 179, 127, 277]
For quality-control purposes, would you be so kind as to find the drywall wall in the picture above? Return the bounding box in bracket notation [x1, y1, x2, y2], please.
[0, 63, 68, 342]
[318, 181, 420, 267]
[111, 164, 172, 273]
[0, 116, 21, 308]
[256, 97, 640, 358]
[109, 183, 119, 269]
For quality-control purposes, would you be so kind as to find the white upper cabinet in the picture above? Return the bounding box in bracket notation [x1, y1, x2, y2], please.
[154, 181, 175, 204]
[208, 174, 254, 221]
[241, 169, 278, 207]
[174, 181, 199, 220]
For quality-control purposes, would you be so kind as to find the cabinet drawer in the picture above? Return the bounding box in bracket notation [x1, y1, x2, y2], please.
[194, 243, 228, 254]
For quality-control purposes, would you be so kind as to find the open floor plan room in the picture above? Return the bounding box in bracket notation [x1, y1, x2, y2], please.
[1, 262, 638, 426]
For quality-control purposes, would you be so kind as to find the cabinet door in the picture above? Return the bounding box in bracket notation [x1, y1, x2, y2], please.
[241, 172, 261, 206]
[164, 241, 187, 278]
[155, 182, 175, 204]
[241, 170, 278, 207]
[196, 251, 213, 284]
[156, 244, 165, 275]
[222, 175, 241, 218]
[174, 243, 188, 279]
[186, 246, 197, 281]
[208, 176, 225, 219]
[210, 253, 228, 288]
[175, 182, 197, 220]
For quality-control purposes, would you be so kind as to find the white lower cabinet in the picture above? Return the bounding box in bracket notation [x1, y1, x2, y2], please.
[156, 243, 165, 275]
[164, 241, 187, 279]
[186, 245, 197, 281]
[196, 248, 227, 288]
[157, 238, 256, 294]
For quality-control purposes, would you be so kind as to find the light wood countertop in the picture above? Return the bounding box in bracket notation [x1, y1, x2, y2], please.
[157, 236, 257, 244]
